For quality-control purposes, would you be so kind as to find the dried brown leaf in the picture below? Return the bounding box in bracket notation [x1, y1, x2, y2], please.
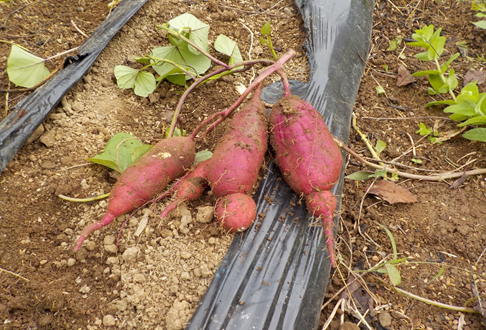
[396, 64, 416, 86]
[463, 70, 486, 87]
[368, 180, 418, 204]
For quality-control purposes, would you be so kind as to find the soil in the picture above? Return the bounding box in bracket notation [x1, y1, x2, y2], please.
[0, 0, 485, 330]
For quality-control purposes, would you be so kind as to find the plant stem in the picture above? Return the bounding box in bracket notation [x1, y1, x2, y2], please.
[58, 193, 110, 203]
[147, 56, 197, 80]
[334, 137, 486, 181]
[188, 49, 295, 140]
[352, 115, 385, 167]
[434, 58, 457, 102]
[166, 56, 280, 138]
[157, 25, 230, 69]
[395, 287, 479, 314]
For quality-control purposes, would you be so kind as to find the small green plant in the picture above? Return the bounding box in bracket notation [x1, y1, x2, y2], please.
[114, 13, 244, 97]
[416, 122, 439, 143]
[408, 24, 486, 142]
[471, 0, 486, 29]
[259, 21, 278, 60]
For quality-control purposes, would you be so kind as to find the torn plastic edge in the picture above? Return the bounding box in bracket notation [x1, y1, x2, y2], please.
[0, 0, 148, 172]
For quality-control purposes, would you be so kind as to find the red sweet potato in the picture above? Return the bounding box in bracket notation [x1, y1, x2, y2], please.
[207, 84, 268, 197]
[215, 193, 257, 232]
[269, 95, 343, 266]
[159, 159, 210, 219]
[74, 136, 195, 252]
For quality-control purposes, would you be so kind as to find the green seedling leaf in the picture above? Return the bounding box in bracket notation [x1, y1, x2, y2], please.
[383, 64, 389, 72]
[88, 133, 150, 173]
[463, 128, 486, 141]
[416, 123, 432, 136]
[412, 69, 442, 77]
[374, 140, 386, 155]
[165, 126, 187, 138]
[429, 266, 445, 283]
[440, 53, 460, 72]
[473, 20, 486, 29]
[387, 36, 403, 51]
[345, 171, 375, 181]
[214, 34, 243, 66]
[377, 223, 397, 259]
[151, 45, 210, 85]
[168, 13, 209, 55]
[195, 149, 213, 163]
[369, 169, 387, 178]
[7, 45, 50, 88]
[376, 85, 386, 95]
[408, 24, 446, 61]
[114, 65, 156, 97]
[261, 20, 271, 36]
[385, 263, 402, 286]
[425, 99, 456, 107]
[411, 158, 423, 164]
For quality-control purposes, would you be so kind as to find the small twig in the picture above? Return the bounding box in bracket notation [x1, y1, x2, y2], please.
[352, 114, 384, 166]
[321, 298, 345, 330]
[240, 22, 255, 84]
[0, 267, 29, 282]
[58, 193, 110, 203]
[71, 20, 88, 38]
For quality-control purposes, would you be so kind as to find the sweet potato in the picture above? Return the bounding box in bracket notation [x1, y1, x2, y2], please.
[73, 136, 195, 252]
[269, 95, 343, 266]
[207, 84, 267, 197]
[159, 159, 210, 219]
[215, 193, 257, 232]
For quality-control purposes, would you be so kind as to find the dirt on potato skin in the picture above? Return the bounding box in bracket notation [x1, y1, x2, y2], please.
[1, 0, 486, 330]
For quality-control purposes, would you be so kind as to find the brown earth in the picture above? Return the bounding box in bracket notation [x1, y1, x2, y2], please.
[1, 0, 486, 329]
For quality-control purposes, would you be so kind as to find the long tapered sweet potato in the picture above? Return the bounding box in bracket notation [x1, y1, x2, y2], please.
[269, 95, 343, 266]
[73, 136, 195, 251]
[207, 84, 268, 197]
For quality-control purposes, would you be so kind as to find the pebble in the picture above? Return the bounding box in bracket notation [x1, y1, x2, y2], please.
[196, 206, 214, 223]
[67, 258, 76, 267]
[181, 271, 191, 280]
[85, 241, 97, 251]
[122, 247, 140, 262]
[106, 257, 119, 265]
[103, 314, 116, 327]
[105, 244, 118, 254]
[379, 312, 392, 327]
[180, 251, 192, 259]
[79, 285, 90, 293]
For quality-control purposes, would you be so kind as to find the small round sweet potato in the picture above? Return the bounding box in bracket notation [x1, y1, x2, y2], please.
[215, 193, 257, 233]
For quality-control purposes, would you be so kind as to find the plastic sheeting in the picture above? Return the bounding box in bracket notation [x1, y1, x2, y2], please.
[0, 0, 148, 171]
[187, 0, 374, 329]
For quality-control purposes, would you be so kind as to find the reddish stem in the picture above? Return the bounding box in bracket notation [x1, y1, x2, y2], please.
[189, 49, 296, 140]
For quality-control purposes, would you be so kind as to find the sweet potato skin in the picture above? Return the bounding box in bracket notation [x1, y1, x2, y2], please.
[74, 136, 195, 251]
[207, 86, 268, 197]
[215, 193, 257, 232]
[269, 95, 343, 195]
[306, 190, 338, 266]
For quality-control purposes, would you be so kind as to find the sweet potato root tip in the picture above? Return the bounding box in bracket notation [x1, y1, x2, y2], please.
[306, 190, 337, 267]
[215, 193, 256, 233]
[73, 212, 116, 252]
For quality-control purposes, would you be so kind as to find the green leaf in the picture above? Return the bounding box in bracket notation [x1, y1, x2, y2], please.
[7, 45, 50, 88]
[345, 171, 375, 181]
[374, 140, 386, 155]
[88, 133, 150, 173]
[165, 126, 187, 138]
[168, 13, 210, 55]
[151, 45, 211, 83]
[114, 66, 156, 97]
[416, 123, 432, 136]
[412, 69, 442, 77]
[377, 223, 397, 259]
[261, 21, 271, 36]
[463, 128, 486, 142]
[473, 20, 486, 29]
[376, 85, 386, 95]
[131, 145, 153, 163]
[457, 115, 486, 127]
[440, 53, 460, 72]
[214, 34, 243, 66]
[385, 263, 402, 286]
[387, 36, 403, 51]
[425, 99, 456, 107]
[195, 149, 213, 163]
